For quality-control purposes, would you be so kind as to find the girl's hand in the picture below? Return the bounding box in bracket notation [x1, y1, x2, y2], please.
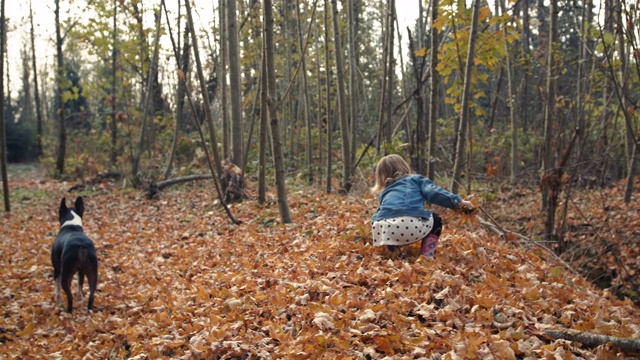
[457, 200, 476, 214]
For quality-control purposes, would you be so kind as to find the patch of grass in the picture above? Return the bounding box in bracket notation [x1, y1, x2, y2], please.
[9, 187, 52, 205]
[8, 162, 43, 177]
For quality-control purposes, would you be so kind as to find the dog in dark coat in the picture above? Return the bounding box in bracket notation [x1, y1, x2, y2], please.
[51, 196, 98, 313]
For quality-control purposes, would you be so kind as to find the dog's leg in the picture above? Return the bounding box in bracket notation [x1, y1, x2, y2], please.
[55, 275, 63, 304]
[86, 259, 98, 312]
[76, 272, 84, 302]
[61, 270, 74, 313]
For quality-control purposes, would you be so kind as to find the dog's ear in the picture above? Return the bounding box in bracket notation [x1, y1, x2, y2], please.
[74, 196, 85, 217]
[59, 197, 68, 217]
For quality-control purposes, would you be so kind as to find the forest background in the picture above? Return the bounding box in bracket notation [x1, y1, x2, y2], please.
[0, 0, 640, 357]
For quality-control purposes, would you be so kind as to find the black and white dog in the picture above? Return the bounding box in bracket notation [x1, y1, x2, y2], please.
[51, 196, 98, 313]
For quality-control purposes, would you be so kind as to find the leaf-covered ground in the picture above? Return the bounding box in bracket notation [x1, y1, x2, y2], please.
[1, 166, 640, 359]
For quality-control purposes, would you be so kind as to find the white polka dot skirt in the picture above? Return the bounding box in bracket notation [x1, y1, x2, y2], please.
[371, 215, 434, 246]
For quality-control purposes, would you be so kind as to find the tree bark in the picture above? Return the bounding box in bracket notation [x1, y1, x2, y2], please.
[426, 0, 439, 180]
[451, 0, 481, 194]
[54, 0, 66, 176]
[227, 0, 243, 167]
[259, 52, 267, 205]
[498, 0, 518, 184]
[264, 0, 292, 223]
[0, 0, 9, 211]
[545, 329, 640, 352]
[295, 0, 314, 183]
[132, 4, 162, 185]
[616, 0, 636, 203]
[348, 0, 359, 169]
[220, 0, 229, 160]
[541, 0, 559, 240]
[110, 0, 118, 168]
[29, 0, 44, 159]
[324, 0, 332, 194]
[162, 0, 190, 179]
[330, 0, 352, 192]
[183, 0, 238, 224]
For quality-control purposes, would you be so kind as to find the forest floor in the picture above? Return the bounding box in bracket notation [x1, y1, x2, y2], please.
[1, 164, 640, 359]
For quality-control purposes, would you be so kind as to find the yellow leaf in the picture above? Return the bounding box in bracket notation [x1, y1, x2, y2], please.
[17, 323, 34, 337]
[479, 7, 492, 22]
[414, 48, 427, 57]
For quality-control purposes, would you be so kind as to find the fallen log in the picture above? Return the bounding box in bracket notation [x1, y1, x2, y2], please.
[545, 328, 640, 352]
[155, 174, 214, 191]
[146, 174, 214, 199]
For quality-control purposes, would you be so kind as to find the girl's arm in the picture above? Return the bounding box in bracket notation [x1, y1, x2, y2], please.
[419, 177, 463, 209]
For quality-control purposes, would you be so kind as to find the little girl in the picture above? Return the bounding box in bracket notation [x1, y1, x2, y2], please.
[370, 154, 474, 258]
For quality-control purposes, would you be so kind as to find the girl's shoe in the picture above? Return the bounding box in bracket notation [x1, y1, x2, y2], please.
[421, 234, 439, 258]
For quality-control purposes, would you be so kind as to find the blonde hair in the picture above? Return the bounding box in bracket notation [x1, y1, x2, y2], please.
[370, 154, 414, 195]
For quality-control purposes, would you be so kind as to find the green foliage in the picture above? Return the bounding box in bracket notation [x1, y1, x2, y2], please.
[434, 0, 519, 118]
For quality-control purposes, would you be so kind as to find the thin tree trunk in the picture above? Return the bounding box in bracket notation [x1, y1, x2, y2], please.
[408, 29, 426, 174]
[295, 0, 313, 183]
[348, 0, 358, 168]
[324, 0, 332, 194]
[384, 0, 395, 145]
[29, 0, 44, 159]
[542, 0, 559, 240]
[426, 0, 439, 180]
[259, 53, 267, 204]
[376, 3, 389, 153]
[110, 0, 118, 168]
[227, 0, 243, 167]
[162, 0, 190, 179]
[264, 0, 292, 223]
[315, 15, 323, 178]
[54, 0, 66, 175]
[330, 0, 352, 192]
[183, 0, 238, 224]
[616, 0, 636, 203]
[132, 4, 162, 184]
[0, 0, 9, 211]
[220, 0, 229, 160]
[498, 0, 518, 184]
[520, 0, 531, 132]
[451, 0, 481, 194]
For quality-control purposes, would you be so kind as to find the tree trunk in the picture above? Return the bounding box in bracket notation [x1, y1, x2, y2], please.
[616, 0, 636, 203]
[376, 3, 389, 153]
[348, 0, 358, 169]
[519, 0, 531, 132]
[426, 0, 439, 180]
[324, 0, 333, 194]
[330, 0, 352, 192]
[315, 16, 323, 176]
[0, 0, 9, 211]
[227, 0, 243, 167]
[384, 0, 395, 146]
[451, 0, 481, 194]
[545, 329, 640, 352]
[162, 0, 190, 179]
[220, 0, 229, 160]
[541, 0, 559, 240]
[295, 0, 313, 183]
[29, 0, 44, 159]
[259, 53, 267, 204]
[264, 0, 292, 223]
[132, 5, 162, 184]
[184, 0, 238, 224]
[110, 0, 119, 168]
[498, 0, 518, 184]
[54, 0, 66, 176]
[408, 30, 426, 175]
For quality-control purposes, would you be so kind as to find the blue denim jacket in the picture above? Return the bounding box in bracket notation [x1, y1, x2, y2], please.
[372, 175, 462, 222]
